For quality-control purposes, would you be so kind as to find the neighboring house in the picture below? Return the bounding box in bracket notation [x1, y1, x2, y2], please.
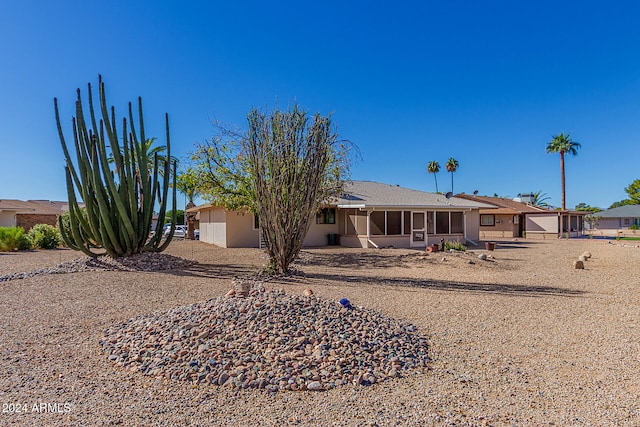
[189, 180, 493, 249]
[592, 205, 640, 236]
[0, 199, 73, 231]
[455, 194, 586, 239]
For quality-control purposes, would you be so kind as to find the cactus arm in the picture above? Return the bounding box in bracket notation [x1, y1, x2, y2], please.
[54, 98, 82, 190]
[152, 159, 177, 252]
[95, 118, 136, 245]
[63, 166, 100, 257]
[144, 154, 163, 248]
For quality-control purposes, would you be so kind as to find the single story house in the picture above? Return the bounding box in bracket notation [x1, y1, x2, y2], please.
[0, 199, 71, 231]
[189, 180, 494, 249]
[591, 205, 640, 237]
[455, 194, 587, 239]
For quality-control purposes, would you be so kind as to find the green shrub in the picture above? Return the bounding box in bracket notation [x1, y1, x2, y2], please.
[444, 241, 467, 252]
[629, 224, 640, 231]
[17, 233, 33, 250]
[27, 224, 62, 249]
[0, 226, 26, 251]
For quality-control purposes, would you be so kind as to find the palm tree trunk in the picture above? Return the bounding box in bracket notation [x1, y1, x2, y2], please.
[560, 150, 566, 210]
[434, 174, 439, 193]
[451, 172, 454, 194]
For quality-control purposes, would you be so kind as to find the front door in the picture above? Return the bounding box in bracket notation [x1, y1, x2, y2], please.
[411, 211, 426, 248]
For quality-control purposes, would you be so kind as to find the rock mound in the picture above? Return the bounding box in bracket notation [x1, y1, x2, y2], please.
[100, 290, 430, 392]
[0, 252, 195, 282]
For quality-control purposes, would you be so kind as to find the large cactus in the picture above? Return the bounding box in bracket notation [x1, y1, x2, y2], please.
[54, 76, 177, 257]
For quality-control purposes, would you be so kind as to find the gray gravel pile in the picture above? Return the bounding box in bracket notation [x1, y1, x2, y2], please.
[99, 289, 430, 392]
[0, 252, 195, 282]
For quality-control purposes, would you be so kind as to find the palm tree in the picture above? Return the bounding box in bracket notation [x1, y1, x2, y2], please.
[546, 133, 581, 210]
[426, 161, 440, 193]
[530, 191, 551, 208]
[175, 167, 201, 239]
[175, 167, 200, 206]
[109, 137, 176, 177]
[445, 157, 459, 194]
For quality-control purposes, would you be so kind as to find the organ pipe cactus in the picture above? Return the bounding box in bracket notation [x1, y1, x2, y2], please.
[54, 76, 176, 257]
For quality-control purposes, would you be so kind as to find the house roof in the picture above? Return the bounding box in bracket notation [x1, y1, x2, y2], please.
[454, 194, 548, 214]
[597, 204, 640, 218]
[187, 203, 212, 213]
[335, 181, 494, 209]
[188, 181, 494, 213]
[0, 199, 73, 215]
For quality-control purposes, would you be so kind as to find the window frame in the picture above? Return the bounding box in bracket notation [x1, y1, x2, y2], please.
[316, 208, 336, 224]
[480, 214, 495, 226]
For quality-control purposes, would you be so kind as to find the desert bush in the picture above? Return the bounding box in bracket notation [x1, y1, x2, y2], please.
[0, 226, 26, 251]
[444, 241, 467, 252]
[17, 233, 33, 250]
[27, 224, 62, 249]
[629, 224, 639, 231]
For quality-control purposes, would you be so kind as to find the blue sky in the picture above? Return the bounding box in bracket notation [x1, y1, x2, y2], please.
[1, 1, 638, 209]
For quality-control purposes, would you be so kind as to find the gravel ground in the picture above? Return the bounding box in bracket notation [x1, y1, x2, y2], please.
[1, 238, 639, 426]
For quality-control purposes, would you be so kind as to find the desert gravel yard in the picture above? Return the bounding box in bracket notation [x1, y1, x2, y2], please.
[1, 239, 639, 426]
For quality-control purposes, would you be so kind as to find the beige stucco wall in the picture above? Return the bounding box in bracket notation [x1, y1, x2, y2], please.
[368, 235, 411, 248]
[198, 207, 228, 247]
[304, 222, 340, 247]
[196, 206, 483, 248]
[479, 214, 518, 239]
[464, 210, 480, 242]
[525, 214, 558, 238]
[0, 212, 16, 227]
[337, 235, 364, 248]
[226, 211, 259, 248]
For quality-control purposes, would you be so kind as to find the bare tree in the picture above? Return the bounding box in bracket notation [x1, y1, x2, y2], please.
[247, 105, 349, 274]
[192, 103, 350, 274]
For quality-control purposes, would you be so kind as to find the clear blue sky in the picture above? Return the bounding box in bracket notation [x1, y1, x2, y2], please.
[1, 1, 639, 209]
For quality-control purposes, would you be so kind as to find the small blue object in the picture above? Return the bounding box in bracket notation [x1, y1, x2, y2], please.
[339, 298, 352, 308]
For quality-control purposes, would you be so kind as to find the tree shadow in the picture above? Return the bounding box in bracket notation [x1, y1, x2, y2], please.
[292, 250, 431, 270]
[160, 262, 261, 279]
[266, 270, 585, 298]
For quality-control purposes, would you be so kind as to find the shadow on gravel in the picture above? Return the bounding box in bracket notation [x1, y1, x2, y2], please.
[162, 263, 259, 279]
[269, 271, 585, 298]
[294, 251, 432, 270]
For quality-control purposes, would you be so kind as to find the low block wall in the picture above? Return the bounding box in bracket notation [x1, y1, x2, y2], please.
[16, 214, 58, 232]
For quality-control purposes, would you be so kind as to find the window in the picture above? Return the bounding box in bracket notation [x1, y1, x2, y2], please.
[481, 214, 495, 226]
[450, 212, 464, 233]
[368, 211, 405, 236]
[403, 211, 411, 235]
[387, 211, 402, 235]
[623, 218, 630, 226]
[316, 208, 336, 224]
[253, 214, 260, 230]
[370, 211, 385, 235]
[426, 211, 434, 234]
[436, 211, 449, 234]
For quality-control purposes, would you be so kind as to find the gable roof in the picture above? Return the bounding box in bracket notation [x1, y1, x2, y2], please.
[597, 204, 640, 218]
[454, 194, 589, 216]
[335, 181, 494, 209]
[0, 199, 73, 215]
[454, 194, 548, 214]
